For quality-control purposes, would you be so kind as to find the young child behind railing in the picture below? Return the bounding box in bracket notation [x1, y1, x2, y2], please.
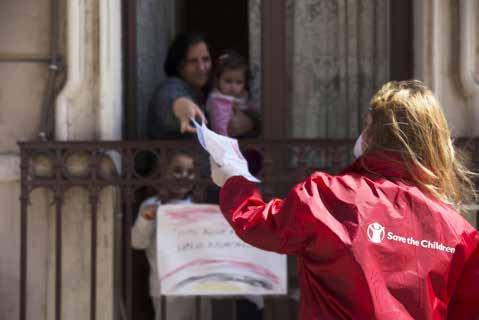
[131, 150, 211, 320]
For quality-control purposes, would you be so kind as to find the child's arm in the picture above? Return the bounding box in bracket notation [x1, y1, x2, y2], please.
[229, 95, 260, 138]
[131, 202, 158, 249]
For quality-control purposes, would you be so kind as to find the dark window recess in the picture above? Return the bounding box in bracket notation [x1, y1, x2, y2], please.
[183, 0, 249, 60]
[389, 0, 413, 81]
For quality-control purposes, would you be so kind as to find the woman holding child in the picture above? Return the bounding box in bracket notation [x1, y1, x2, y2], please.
[138, 32, 264, 320]
[147, 32, 257, 139]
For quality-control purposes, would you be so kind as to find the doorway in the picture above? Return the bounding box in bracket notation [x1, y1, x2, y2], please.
[125, 0, 250, 141]
[122, 0, 414, 319]
[125, 1, 251, 319]
[180, 0, 249, 61]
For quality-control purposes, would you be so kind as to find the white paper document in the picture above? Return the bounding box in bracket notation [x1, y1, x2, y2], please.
[192, 119, 260, 183]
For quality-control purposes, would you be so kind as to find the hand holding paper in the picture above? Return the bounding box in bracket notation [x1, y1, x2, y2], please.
[209, 157, 243, 187]
[192, 119, 260, 186]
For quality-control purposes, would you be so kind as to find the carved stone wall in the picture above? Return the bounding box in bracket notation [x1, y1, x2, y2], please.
[288, 0, 389, 138]
[249, 0, 389, 139]
[0, 0, 122, 318]
[414, 0, 479, 137]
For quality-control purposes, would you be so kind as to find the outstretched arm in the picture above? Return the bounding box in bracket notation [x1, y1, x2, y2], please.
[219, 176, 324, 255]
[147, 79, 206, 138]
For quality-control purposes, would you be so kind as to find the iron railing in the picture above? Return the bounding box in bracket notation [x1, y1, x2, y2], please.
[18, 138, 478, 320]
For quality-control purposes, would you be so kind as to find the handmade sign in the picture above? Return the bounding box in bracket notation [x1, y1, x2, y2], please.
[156, 204, 287, 296]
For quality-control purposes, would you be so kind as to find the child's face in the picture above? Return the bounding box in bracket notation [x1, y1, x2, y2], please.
[165, 154, 195, 199]
[218, 69, 246, 98]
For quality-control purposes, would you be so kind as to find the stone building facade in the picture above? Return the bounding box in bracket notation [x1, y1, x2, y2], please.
[0, 1, 477, 319]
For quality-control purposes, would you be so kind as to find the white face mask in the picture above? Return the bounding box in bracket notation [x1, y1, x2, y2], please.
[353, 133, 364, 158]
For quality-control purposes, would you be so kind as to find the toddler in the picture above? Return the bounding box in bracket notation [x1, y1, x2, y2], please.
[206, 50, 255, 136]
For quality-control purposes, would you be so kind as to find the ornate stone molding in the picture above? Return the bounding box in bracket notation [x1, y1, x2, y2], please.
[289, 0, 389, 138]
[56, 0, 122, 141]
[414, 0, 479, 136]
[99, 0, 123, 140]
[459, 0, 479, 136]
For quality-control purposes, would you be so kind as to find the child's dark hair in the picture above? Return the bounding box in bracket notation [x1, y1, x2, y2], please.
[214, 49, 249, 82]
[166, 148, 195, 165]
[164, 32, 209, 77]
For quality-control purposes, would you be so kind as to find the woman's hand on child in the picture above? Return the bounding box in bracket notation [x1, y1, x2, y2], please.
[228, 105, 254, 137]
[141, 204, 158, 220]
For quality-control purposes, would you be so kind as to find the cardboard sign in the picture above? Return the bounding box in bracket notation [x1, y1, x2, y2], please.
[156, 204, 287, 296]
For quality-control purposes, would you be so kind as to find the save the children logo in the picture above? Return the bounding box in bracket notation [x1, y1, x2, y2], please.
[367, 222, 385, 243]
[366, 222, 456, 254]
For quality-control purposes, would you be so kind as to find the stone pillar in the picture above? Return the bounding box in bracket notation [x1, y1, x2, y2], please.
[56, 0, 122, 141]
[414, 0, 479, 137]
[50, 0, 123, 319]
[414, 0, 478, 227]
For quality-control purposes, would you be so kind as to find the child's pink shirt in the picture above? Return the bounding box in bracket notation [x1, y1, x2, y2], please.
[206, 89, 253, 136]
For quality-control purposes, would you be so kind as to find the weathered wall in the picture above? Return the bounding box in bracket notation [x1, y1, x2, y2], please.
[44, 188, 116, 320]
[414, 0, 478, 226]
[0, 0, 122, 319]
[55, 0, 122, 141]
[414, 0, 479, 137]
[287, 0, 389, 138]
[248, 0, 389, 139]
[0, 185, 51, 320]
[51, 0, 122, 319]
[0, 0, 52, 151]
[0, 1, 53, 319]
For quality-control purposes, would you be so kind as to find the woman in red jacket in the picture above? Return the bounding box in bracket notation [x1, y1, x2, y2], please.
[210, 80, 479, 319]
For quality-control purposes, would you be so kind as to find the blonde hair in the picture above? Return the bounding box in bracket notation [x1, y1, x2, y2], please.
[364, 80, 476, 209]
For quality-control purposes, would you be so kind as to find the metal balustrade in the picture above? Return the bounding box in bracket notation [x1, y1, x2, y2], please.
[18, 138, 478, 320]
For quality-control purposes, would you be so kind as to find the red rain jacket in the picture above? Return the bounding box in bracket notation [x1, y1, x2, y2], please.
[219, 153, 479, 319]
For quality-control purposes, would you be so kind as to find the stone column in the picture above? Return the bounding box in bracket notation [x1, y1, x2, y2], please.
[288, 0, 389, 139]
[414, 0, 478, 226]
[50, 0, 123, 319]
[414, 0, 479, 137]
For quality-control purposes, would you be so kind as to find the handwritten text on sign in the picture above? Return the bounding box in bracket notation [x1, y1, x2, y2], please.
[156, 204, 287, 296]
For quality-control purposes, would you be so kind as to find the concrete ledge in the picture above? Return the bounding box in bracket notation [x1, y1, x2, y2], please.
[0, 154, 20, 182]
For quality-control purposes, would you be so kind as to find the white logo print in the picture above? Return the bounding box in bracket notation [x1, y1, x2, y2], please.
[366, 222, 456, 254]
[367, 222, 385, 243]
